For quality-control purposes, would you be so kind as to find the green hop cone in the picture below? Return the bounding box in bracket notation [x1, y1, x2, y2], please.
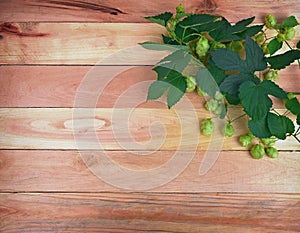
[264, 70, 279, 82]
[200, 118, 214, 136]
[277, 33, 286, 42]
[213, 105, 223, 116]
[228, 41, 244, 53]
[168, 18, 177, 40]
[262, 43, 270, 54]
[196, 87, 208, 97]
[254, 33, 265, 44]
[265, 14, 277, 29]
[261, 137, 276, 147]
[283, 92, 296, 104]
[205, 99, 219, 112]
[211, 41, 226, 50]
[196, 36, 210, 57]
[285, 27, 296, 40]
[239, 134, 253, 147]
[214, 91, 224, 101]
[185, 76, 196, 92]
[176, 3, 185, 14]
[265, 147, 279, 158]
[287, 92, 296, 100]
[250, 144, 265, 159]
[222, 123, 234, 137]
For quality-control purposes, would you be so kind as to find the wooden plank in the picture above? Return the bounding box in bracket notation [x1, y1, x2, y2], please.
[0, 108, 298, 150]
[0, 23, 166, 65]
[0, 65, 299, 108]
[0, 0, 299, 23]
[0, 23, 299, 65]
[0, 150, 299, 192]
[0, 193, 299, 233]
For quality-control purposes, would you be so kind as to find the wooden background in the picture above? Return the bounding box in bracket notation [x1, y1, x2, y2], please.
[0, 0, 300, 232]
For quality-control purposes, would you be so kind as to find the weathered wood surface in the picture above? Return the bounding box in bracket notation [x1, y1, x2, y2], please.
[0, 108, 298, 150]
[0, 23, 299, 64]
[1, 193, 299, 233]
[0, 0, 299, 22]
[0, 150, 299, 192]
[0, 65, 299, 108]
[0, 0, 300, 231]
[0, 23, 165, 65]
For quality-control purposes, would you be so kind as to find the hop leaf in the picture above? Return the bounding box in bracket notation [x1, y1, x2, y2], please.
[145, 12, 173, 26]
[266, 50, 300, 70]
[239, 80, 287, 120]
[147, 66, 187, 108]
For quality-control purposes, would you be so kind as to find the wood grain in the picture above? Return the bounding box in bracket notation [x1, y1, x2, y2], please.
[0, 0, 299, 23]
[0, 150, 299, 193]
[0, 23, 299, 65]
[0, 65, 299, 108]
[1, 193, 299, 232]
[0, 23, 165, 65]
[0, 108, 298, 150]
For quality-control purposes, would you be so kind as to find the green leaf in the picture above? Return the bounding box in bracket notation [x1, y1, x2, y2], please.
[175, 14, 220, 43]
[156, 49, 192, 73]
[260, 80, 287, 99]
[150, 66, 187, 108]
[209, 17, 258, 42]
[245, 36, 267, 72]
[147, 81, 169, 100]
[167, 85, 185, 108]
[220, 74, 259, 105]
[145, 12, 173, 26]
[267, 38, 283, 55]
[195, 68, 219, 96]
[139, 42, 187, 51]
[192, 20, 225, 33]
[176, 13, 191, 20]
[278, 16, 299, 29]
[237, 25, 264, 38]
[267, 113, 295, 139]
[208, 59, 227, 85]
[162, 34, 180, 45]
[249, 117, 272, 138]
[231, 17, 255, 31]
[239, 81, 273, 120]
[297, 41, 300, 49]
[210, 49, 244, 71]
[285, 97, 300, 115]
[266, 50, 300, 70]
[210, 37, 267, 73]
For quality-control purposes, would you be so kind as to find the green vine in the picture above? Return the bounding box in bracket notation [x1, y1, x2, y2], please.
[141, 4, 300, 159]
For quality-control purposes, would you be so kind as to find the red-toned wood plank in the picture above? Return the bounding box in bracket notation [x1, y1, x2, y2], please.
[0, 0, 299, 23]
[0, 108, 298, 150]
[0, 65, 299, 108]
[0, 150, 299, 193]
[0, 23, 165, 65]
[0, 23, 299, 65]
[1, 193, 299, 232]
